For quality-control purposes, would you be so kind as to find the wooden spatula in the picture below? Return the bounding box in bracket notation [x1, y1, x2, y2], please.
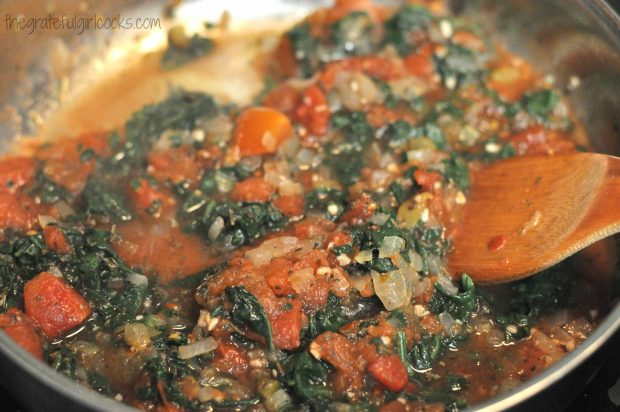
[448, 153, 620, 284]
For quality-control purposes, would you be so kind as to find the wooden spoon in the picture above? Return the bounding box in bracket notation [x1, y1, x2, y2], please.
[448, 153, 620, 284]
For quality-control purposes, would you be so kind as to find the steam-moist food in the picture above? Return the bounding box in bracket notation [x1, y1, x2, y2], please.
[0, 1, 612, 410]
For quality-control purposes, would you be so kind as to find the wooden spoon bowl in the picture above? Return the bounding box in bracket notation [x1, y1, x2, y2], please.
[448, 153, 620, 284]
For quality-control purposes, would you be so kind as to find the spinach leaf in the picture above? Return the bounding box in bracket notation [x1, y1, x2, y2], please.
[428, 274, 476, 322]
[410, 334, 443, 371]
[169, 260, 228, 289]
[442, 154, 470, 191]
[162, 34, 214, 70]
[327, 111, 375, 185]
[522, 89, 560, 123]
[285, 352, 332, 410]
[27, 171, 71, 204]
[305, 188, 348, 221]
[396, 331, 416, 376]
[305, 294, 349, 339]
[82, 177, 134, 222]
[383, 5, 431, 55]
[286, 23, 319, 78]
[332, 11, 375, 57]
[225, 286, 274, 351]
[433, 44, 483, 90]
[0, 254, 22, 310]
[49, 347, 78, 379]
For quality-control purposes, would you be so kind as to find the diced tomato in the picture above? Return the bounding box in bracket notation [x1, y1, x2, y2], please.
[273, 37, 298, 78]
[509, 126, 575, 156]
[312, 332, 366, 392]
[24, 272, 91, 339]
[340, 193, 376, 224]
[487, 58, 534, 102]
[38, 132, 109, 194]
[147, 148, 202, 185]
[234, 107, 293, 157]
[404, 44, 435, 78]
[0, 308, 44, 360]
[0, 156, 36, 194]
[0, 193, 39, 231]
[296, 85, 330, 137]
[129, 178, 176, 216]
[320, 56, 405, 90]
[413, 169, 442, 191]
[265, 257, 295, 296]
[273, 194, 305, 217]
[327, 231, 352, 248]
[368, 354, 409, 392]
[271, 299, 302, 350]
[263, 84, 302, 117]
[213, 340, 250, 376]
[452, 30, 486, 51]
[113, 220, 213, 284]
[230, 177, 275, 203]
[43, 225, 72, 254]
[294, 217, 336, 241]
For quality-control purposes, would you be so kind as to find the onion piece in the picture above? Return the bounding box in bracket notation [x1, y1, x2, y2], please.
[126, 273, 149, 287]
[436, 274, 458, 296]
[379, 236, 406, 257]
[355, 249, 373, 263]
[245, 236, 299, 267]
[178, 337, 218, 360]
[289, 267, 315, 293]
[207, 216, 225, 241]
[372, 256, 419, 310]
[54, 201, 75, 218]
[124, 323, 151, 350]
[265, 389, 293, 412]
[37, 215, 58, 229]
[368, 213, 389, 226]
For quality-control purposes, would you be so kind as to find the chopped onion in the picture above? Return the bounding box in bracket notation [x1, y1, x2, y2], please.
[372, 256, 419, 310]
[37, 215, 58, 228]
[198, 386, 219, 402]
[408, 250, 424, 272]
[294, 239, 315, 256]
[289, 267, 315, 293]
[214, 170, 236, 193]
[207, 216, 225, 241]
[436, 274, 458, 296]
[368, 213, 389, 226]
[335, 71, 383, 111]
[245, 236, 299, 267]
[426, 254, 444, 276]
[355, 249, 373, 263]
[54, 201, 75, 218]
[265, 389, 293, 412]
[438, 312, 458, 335]
[124, 323, 151, 350]
[178, 337, 217, 360]
[379, 236, 406, 257]
[126, 273, 149, 287]
[48, 266, 64, 278]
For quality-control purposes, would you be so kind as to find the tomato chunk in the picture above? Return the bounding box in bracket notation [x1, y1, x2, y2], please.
[296, 85, 330, 137]
[271, 299, 302, 350]
[24, 272, 91, 339]
[368, 354, 409, 392]
[235, 107, 293, 156]
[0, 156, 36, 194]
[43, 225, 72, 254]
[273, 194, 305, 217]
[230, 177, 275, 203]
[0, 308, 44, 360]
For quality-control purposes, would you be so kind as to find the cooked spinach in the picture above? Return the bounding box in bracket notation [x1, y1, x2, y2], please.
[410, 334, 443, 371]
[522, 89, 560, 123]
[428, 274, 476, 322]
[225, 286, 274, 351]
[82, 177, 134, 222]
[162, 34, 214, 70]
[441, 154, 470, 191]
[332, 11, 375, 57]
[286, 23, 319, 78]
[27, 171, 71, 204]
[284, 352, 332, 410]
[396, 331, 416, 376]
[434, 44, 483, 89]
[327, 111, 376, 185]
[383, 5, 431, 55]
[305, 188, 348, 221]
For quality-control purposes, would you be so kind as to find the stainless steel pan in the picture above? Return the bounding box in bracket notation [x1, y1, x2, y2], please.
[0, 1, 618, 410]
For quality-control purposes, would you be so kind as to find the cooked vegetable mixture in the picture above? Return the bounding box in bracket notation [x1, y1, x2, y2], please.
[0, 1, 614, 411]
